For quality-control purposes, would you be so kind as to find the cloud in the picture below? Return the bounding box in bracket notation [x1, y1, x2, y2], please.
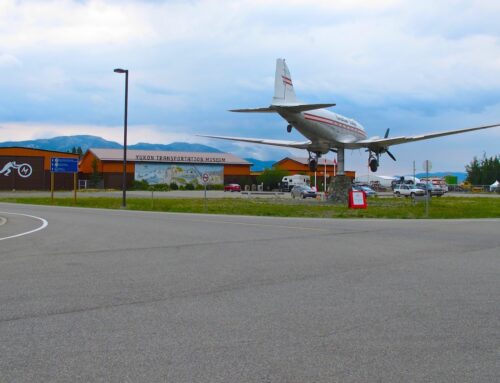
[0, 0, 499, 174]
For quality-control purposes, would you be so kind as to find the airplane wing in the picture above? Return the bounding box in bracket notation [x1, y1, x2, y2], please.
[197, 135, 312, 149]
[352, 123, 500, 151]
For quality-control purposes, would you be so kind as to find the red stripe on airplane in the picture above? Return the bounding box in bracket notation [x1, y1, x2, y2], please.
[304, 113, 366, 137]
[282, 76, 293, 86]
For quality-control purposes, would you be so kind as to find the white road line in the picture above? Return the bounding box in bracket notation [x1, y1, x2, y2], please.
[0, 212, 48, 241]
[0, 217, 7, 226]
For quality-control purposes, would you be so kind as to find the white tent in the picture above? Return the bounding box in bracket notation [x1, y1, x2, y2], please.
[490, 180, 499, 192]
[354, 174, 397, 188]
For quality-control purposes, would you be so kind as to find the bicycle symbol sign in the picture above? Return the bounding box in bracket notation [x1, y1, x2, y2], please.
[0, 161, 33, 178]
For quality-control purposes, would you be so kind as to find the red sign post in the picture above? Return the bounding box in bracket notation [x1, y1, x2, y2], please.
[348, 190, 367, 209]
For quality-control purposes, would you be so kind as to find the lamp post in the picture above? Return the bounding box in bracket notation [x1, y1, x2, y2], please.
[114, 68, 128, 208]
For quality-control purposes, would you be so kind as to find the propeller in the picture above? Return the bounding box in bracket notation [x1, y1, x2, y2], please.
[385, 149, 397, 161]
[383, 128, 396, 161]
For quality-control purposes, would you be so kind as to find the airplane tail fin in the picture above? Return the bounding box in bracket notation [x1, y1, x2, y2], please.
[272, 58, 299, 105]
[229, 59, 336, 113]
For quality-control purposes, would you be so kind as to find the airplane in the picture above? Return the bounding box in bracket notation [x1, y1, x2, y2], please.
[199, 58, 500, 174]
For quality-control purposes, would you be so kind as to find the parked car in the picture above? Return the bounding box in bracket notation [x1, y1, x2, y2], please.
[291, 185, 317, 199]
[415, 182, 444, 197]
[352, 185, 377, 197]
[224, 183, 241, 192]
[393, 184, 425, 198]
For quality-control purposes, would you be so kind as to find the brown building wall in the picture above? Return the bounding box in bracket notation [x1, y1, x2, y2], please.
[223, 164, 251, 176]
[0, 148, 79, 190]
[275, 158, 355, 178]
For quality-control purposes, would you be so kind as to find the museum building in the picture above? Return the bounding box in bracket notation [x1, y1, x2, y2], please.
[79, 148, 253, 188]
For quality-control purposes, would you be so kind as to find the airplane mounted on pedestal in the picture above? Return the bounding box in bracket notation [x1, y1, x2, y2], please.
[200, 59, 500, 175]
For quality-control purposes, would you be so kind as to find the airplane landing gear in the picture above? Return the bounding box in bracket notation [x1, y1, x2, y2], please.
[287, 124, 292, 133]
[308, 151, 321, 172]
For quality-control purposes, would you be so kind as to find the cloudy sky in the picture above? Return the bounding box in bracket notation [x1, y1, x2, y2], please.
[1, 0, 499, 175]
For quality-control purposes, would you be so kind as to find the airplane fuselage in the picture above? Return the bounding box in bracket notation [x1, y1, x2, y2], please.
[277, 108, 367, 154]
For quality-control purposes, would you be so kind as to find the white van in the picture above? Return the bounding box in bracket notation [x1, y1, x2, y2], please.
[281, 174, 310, 192]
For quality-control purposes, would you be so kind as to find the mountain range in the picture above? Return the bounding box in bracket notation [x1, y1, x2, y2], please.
[0, 135, 221, 154]
[0, 134, 274, 170]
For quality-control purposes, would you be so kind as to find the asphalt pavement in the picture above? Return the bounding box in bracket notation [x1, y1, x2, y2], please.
[1, 203, 499, 382]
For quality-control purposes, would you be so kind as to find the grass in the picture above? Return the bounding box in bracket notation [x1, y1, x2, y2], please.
[1, 195, 499, 219]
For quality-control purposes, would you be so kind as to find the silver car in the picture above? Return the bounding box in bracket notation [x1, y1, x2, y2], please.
[291, 185, 317, 199]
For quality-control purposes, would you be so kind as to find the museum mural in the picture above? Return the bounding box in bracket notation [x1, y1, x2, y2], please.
[135, 163, 224, 186]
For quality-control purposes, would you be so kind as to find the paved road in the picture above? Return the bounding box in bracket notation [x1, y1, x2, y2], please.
[1, 203, 499, 382]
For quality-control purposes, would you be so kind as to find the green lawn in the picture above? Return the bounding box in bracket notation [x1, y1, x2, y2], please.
[1, 196, 499, 219]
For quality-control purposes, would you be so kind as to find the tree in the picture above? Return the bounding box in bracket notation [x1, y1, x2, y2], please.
[466, 154, 500, 185]
[257, 167, 289, 190]
[89, 158, 102, 188]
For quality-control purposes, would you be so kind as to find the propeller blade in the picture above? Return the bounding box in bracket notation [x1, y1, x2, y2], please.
[386, 149, 396, 161]
[384, 128, 390, 138]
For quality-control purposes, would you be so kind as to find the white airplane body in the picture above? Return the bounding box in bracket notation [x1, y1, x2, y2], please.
[200, 59, 500, 173]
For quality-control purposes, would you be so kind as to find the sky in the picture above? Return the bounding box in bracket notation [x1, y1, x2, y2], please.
[1, 0, 499, 176]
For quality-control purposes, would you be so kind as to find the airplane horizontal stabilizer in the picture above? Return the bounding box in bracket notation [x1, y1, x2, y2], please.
[229, 107, 277, 113]
[197, 134, 312, 149]
[230, 103, 335, 114]
[272, 103, 336, 113]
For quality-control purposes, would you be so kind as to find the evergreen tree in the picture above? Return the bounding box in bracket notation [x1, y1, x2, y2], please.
[466, 154, 500, 185]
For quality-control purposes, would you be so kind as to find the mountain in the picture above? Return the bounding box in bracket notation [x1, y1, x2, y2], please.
[244, 158, 276, 171]
[0, 135, 221, 153]
[129, 142, 221, 152]
[0, 135, 121, 152]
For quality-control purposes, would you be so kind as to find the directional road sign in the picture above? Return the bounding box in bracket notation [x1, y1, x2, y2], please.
[51, 157, 78, 173]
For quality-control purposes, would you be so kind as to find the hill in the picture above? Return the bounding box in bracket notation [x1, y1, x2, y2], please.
[244, 158, 276, 171]
[0, 135, 221, 153]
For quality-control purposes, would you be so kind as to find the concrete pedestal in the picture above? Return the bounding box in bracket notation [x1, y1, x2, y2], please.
[327, 175, 352, 204]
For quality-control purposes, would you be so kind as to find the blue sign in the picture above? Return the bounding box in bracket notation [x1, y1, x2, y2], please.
[51, 157, 78, 173]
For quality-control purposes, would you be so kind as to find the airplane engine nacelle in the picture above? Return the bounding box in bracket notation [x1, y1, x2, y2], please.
[369, 157, 379, 172]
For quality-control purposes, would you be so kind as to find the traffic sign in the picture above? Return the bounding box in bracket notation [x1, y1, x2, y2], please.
[422, 160, 432, 172]
[51, 157, 78, 173]
[202, 173, 209, 184]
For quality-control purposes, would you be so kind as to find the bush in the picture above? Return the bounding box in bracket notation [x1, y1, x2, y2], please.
[169, 182, 179, 190]
[209, 184, 224, 190]
[150, 183, 170, 191]
[132, 179, 149, 190]
[185, 183, 195, 190]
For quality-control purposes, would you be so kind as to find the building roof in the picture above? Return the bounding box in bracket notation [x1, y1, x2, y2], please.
[89, 148, 251, 165]
[275, 157, 337, 166]
[0, 146, 80, 156]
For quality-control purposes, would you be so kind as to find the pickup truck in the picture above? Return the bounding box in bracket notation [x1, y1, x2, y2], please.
[393, 184, 426, 198]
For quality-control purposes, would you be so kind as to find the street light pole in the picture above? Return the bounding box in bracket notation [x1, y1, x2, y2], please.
[114, 68, 128, 208]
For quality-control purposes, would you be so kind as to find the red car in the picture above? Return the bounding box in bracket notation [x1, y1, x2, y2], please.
[224, 183, 241, 192]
